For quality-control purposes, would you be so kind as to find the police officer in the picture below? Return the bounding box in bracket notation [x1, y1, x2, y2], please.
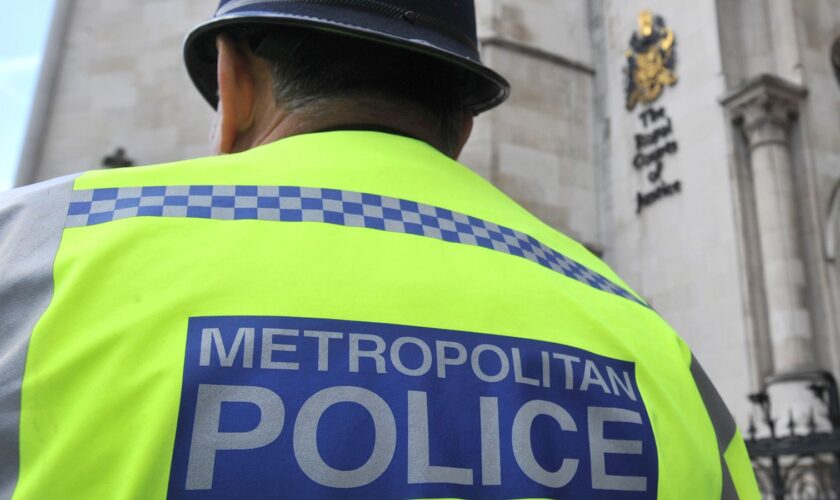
[0, 1, 759, 498]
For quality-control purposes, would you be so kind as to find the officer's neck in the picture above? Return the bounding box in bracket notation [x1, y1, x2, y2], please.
[239, 96, 457, 157]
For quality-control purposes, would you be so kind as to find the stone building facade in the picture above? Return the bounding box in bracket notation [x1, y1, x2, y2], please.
[15, 0, 840, 427]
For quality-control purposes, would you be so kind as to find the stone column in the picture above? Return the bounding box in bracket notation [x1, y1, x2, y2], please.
[723, 75, 813, 375]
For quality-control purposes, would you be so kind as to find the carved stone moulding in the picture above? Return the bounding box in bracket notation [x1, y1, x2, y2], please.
[720, 74, 808, 149]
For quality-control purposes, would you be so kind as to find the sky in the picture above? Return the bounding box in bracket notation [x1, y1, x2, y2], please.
[0, 0, 55, 192]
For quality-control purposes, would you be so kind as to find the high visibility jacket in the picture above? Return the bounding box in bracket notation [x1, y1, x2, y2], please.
[0, 131, 758, 499]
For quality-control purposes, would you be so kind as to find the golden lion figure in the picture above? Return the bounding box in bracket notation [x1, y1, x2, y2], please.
[625, 10, 678, 111]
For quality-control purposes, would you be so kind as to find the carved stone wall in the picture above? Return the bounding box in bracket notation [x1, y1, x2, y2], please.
[17, 0, 215, 185]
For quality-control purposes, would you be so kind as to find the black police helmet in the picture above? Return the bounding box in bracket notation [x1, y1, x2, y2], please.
[184, 0, 510, 115]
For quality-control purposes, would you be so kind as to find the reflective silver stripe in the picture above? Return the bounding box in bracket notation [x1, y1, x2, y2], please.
[690, 355, 739, 500]
[0, 174, 78, 500]
[65, 185, 648, 307]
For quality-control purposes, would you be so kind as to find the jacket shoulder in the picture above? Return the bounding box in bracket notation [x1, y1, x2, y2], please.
[0, 174, 79, 213]
[0, 175, 80, 259]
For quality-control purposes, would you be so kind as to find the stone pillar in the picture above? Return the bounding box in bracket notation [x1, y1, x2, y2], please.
[723, 75, 813, 375]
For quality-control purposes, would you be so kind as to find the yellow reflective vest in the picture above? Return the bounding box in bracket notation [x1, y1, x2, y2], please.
[0, 131, 759, 499]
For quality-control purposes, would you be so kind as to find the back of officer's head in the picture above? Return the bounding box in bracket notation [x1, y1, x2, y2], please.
[223, 27, 470, 157]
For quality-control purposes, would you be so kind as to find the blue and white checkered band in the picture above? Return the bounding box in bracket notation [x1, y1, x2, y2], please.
[66, 186, 646, 307]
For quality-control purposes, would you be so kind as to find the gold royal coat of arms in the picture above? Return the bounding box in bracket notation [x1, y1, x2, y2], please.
[625, 10, 677, 111]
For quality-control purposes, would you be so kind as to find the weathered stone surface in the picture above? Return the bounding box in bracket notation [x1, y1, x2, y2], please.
[30, 0, 214, 183]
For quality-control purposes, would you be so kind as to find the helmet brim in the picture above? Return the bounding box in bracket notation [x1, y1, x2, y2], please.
[184, 7, 510, 115]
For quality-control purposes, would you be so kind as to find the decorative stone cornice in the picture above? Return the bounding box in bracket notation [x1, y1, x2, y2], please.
[720, 74, 808, 149]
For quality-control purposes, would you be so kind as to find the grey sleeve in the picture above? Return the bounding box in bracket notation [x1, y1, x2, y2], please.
[0, 174, 77, 500]
[689, 354, 740, 500]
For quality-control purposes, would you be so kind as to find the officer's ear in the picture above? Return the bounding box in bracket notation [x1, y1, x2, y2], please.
[215, 34, 257, 154]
